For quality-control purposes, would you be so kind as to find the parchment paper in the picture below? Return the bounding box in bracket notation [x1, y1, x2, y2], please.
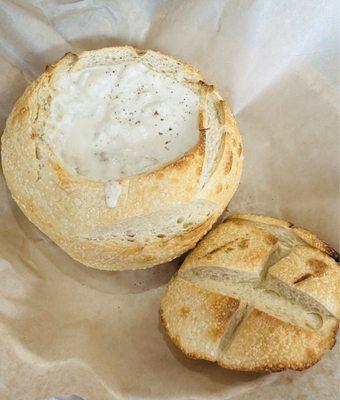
[0, 1, 339, 399]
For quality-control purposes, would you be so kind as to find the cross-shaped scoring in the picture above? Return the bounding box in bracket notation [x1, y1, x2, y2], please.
[161, 214, 339, 372]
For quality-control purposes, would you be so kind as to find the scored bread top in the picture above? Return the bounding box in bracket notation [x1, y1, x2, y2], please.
[1, 46, 243, 270]
[161, 214, 339, 371]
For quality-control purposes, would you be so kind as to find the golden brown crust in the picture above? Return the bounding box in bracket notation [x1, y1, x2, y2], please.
[161, 214, 339, 372]
[228, 214, 294, 229]
[292, 227, 339, 261]
[60, 213, 219, 270]
[160, 277, 242, 362]
[267, 245, 340, 318]
[181, 218, 278, 277]
[219, 309, 338, 372]
[229, 214, 339, 261]
[1, 46, 243, 270]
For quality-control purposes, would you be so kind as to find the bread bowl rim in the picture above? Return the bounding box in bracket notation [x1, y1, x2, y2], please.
[41, 46, 229, 187]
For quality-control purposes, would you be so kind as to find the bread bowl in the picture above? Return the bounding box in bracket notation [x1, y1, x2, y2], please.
[161, 214, 339, 372]
[1, 46, 243, 270]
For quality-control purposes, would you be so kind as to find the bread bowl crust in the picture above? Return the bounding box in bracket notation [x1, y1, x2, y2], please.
[1, 46, 243, 270]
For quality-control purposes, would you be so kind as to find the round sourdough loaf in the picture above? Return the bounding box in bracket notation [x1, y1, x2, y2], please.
[1, 46, 243, 270]
[161, 214, 339, 371]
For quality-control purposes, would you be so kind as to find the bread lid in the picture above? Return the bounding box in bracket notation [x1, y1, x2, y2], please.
[161, 214, 339, 371]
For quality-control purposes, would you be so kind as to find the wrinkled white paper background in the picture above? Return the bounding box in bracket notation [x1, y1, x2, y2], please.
[0, 1, 338, 399]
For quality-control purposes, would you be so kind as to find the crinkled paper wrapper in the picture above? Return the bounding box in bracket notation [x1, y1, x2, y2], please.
[0, 1, 338, 399]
